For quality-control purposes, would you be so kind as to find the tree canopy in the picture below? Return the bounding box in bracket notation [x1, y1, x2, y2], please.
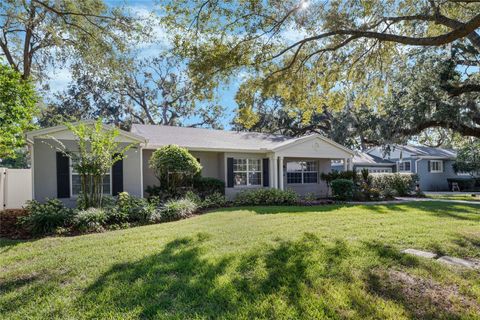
[0, 64, 37, 158]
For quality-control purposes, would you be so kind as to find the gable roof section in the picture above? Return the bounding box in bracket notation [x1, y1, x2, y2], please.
[366, 145, 457, 159]
[353, 152, 396, 166]
[26, 121, 145, 143]
[131, 124, 354, 155]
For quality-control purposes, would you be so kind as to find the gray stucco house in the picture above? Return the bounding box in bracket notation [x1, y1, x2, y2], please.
[367, 145, 463, 191]
[26, 122, 355, 203]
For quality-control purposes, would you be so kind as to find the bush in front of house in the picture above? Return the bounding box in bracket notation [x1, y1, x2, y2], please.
[234, 188, 298, 206]
[115, 192, 155, 224]
[201, 192, 228, 209]
[193, 177, 225, 197]
[73, 208, 107, 233]
[153, 198, 198, 222]
[331, 179, 354, 201]
[371, 173, 417, 196]
[20, 199, 75, 236]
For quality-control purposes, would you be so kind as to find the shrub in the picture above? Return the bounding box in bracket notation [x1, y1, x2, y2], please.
[158, 198, 198, 222]
[73, 208, 107, 232]
[149, 145, 202, 193]
[184, 190, 202, 205]
[371, 173, 417, 196]
[380, 187, 397, 200]
[193, 177, 225, 197]
[116, 192, 154, 223]
[331, 179, 354, 201]
[20, 199, 75, 236]
[201, 192, 227, 209]
[234, 188, 298, 206]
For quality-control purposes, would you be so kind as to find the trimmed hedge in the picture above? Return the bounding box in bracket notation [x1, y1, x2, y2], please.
[234, 188, 297, 206]
[370, 173, 417, 196]
[193, 177, 225, 197]
[331, 179, 354, 201]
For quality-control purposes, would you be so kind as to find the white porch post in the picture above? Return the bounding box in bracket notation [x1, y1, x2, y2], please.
[347, 157, 353, 170]
[343, 158, 348, 171]
[272, 155, 278, 189]
[279, 156, 284, 190]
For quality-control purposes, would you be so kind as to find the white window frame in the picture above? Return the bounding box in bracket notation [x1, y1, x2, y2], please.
[430, 160, 443, 173]
[70, 158, 112, 198]
[233, 158, 262, 187]
[397, 160, 411, 172]
[286, 161, 318, 184]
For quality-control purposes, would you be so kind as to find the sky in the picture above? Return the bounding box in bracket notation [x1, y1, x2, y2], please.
[46, 0, 240, 129]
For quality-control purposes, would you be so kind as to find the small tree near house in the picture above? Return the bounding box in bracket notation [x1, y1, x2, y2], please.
[149, 145, 202, 195]
[54, 120, 134, 208]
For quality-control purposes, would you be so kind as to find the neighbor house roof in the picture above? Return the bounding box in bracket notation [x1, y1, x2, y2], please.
[352, 152, 396, 166]
[131, 124, 354, 155]
[397, 145, 457, 158]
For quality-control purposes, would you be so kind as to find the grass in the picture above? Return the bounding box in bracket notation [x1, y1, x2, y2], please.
[425, 194, 480, 202]
[1, 201, 480, 319]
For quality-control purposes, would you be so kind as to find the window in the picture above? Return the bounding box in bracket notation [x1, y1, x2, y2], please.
[430, 160, 443, 173]
[398, 161, 411, 172]
[287, 161, 318, 184]
[233, 158, 262, 186]
[70, 158, 111, 196]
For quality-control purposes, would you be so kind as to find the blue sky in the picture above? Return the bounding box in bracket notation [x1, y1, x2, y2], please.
[47, 0, 239, 129]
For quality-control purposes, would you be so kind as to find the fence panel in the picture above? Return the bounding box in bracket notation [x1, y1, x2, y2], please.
[1, 168, 32, 209]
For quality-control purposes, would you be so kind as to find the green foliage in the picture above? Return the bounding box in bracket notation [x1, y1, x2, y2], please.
[331, 179, 354, 201]
[453, 139, 480, 177]
[155, 198, 198, 222]
[193, 177, 225, 197]
[201, 192, 227, 209]
[116, 192, 154, 224]
[57, 119, 134, 209]
[234, 188, 298, 206]
[149, 145, 202, 193]
[0, 64, 37, 158]
[20, 199, 75, 236]
[371, 173, 417, 197]
[73, 208, 107, 233]
[320, 170, 358, 185]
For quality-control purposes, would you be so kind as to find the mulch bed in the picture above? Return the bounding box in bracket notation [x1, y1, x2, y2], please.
[0, 209, 30, 239]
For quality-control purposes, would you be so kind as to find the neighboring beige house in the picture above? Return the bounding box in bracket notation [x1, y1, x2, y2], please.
[26, 122, 355, 204]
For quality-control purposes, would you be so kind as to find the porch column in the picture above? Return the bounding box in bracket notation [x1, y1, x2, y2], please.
[343, 158, 348, 171]
[347, 157, 353, 170]
[272, 155, 278, 189]
[269, 155, 275, 188]
[279, 156, 284, 190]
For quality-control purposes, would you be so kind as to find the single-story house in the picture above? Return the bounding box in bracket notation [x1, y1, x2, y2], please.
[26, 122, 355, 204]
[367, 145, 464, 191]
[332, 151, 396, 173]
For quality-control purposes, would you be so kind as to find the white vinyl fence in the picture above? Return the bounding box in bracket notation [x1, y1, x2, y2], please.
[0, 168, 32, 209]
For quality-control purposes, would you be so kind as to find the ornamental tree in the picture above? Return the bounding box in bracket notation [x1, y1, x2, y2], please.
[0, 64, 37, 158]
[55, 119, 134, 208]
[149, 145, 202, 193]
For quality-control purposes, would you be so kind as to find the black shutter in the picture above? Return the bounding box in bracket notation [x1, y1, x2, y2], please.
[112, 156, 123, 196]
[56, 152, 70, 198]
[227, 158, 234, 188]
[427, 160, 431, 172]
[263, 158, 269, 187]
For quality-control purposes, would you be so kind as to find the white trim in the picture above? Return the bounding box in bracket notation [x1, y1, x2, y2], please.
[272, 134, 355, 155]
[279, 156, 284, 190]
[26, 121, 146, 143]
[140, 147, 144, 197]
[29, 143, 35, 200]
[397, 160, 412, 172]
[232, 158, 262, 187]
[143, 145, 273, 153]
[69, 157, 112, 198]
[429, 160, 443, 173]
[286, 160, 319, 184]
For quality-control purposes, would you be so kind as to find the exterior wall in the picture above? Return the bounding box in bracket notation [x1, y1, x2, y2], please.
[283, 158, 331, 198]
[33, 138, 142, 206]
[416, 159, 459, 191]
[142, 149, 224, 195]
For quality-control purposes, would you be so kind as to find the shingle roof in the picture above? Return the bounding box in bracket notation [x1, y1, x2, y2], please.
[131, 124, 295, 151]
[353, 152, 395, 165]
[398, 145, 457, 158]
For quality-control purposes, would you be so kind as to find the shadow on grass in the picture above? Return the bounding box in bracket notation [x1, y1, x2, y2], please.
[0, 238, 33, 254]
[75, 233, 480, 319]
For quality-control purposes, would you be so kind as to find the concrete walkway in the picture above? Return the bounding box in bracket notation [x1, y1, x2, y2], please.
[347, 198, 480, 205]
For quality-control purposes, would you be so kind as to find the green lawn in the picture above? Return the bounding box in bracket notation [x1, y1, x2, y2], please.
[426, 193, 480, 202]
[1, 202, 480, 319]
